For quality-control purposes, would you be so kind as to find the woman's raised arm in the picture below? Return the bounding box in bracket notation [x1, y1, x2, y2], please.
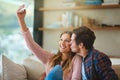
[16, 5, 53, 64]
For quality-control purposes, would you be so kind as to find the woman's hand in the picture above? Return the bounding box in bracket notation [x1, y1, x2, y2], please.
[16, 4, 28, 32]
[16, 4, 26, 20]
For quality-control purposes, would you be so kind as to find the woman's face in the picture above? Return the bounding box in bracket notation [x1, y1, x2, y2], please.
[59, 33, 71, 53]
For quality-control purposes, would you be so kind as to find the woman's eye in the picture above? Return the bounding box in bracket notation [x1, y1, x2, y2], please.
[59, 39, 62, 41]
[59, 38, 70, 42]
[65, 40, 71, 42]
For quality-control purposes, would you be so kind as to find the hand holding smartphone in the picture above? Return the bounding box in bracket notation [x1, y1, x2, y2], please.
[18, 0, 31, 12]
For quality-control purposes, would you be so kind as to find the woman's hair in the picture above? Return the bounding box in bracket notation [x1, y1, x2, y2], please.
[48, 31, 76, 76]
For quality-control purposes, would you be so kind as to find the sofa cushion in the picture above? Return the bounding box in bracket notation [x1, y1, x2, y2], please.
[23, 56, 45, 80]
[0, 55, 27, 80]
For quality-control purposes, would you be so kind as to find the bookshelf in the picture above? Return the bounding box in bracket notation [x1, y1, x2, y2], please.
[38, 4, 120, 11]
[38, 4, 120, 31]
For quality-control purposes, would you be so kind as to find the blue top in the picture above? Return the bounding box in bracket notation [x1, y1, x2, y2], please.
[45, 65, 63, 80]
[82, 58, 87, 80]
[82, 59, 87, 80]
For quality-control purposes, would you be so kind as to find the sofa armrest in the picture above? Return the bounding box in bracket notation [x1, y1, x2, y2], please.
[23, 56, 45, 80]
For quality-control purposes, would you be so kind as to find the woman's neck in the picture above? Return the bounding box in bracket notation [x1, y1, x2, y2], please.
[61, 53, 69, 62]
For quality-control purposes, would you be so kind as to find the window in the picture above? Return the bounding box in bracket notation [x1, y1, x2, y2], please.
[0, 0, 34, 63]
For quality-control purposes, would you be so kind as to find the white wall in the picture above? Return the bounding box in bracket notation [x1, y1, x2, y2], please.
[94, 30, 120, 56]
[43, 0, 120, 56]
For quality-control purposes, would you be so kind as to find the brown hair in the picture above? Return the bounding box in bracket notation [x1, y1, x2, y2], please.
[48, 31, 75, 76]
[73, 26, 96, 50]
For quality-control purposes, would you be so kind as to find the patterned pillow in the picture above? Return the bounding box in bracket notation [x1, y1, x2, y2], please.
[1, 55, 27, 80]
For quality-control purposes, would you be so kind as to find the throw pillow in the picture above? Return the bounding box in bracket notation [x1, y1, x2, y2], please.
[1, 55, 27, 80]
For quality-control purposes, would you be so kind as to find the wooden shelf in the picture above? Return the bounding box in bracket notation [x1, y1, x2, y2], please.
[38, 27, 75, 31]
[90, 26, 120, 30]
[39, 4, 120, 11]
[38, 26, 120, 31]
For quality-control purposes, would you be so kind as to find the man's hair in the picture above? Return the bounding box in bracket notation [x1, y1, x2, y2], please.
[73, 26, 96, 50]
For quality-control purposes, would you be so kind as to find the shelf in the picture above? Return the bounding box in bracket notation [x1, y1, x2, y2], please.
[39, 4, 120, 11]
[38, 26, 120, 31]
[90, 26, 120, 30]
[38, 27, 75, 31]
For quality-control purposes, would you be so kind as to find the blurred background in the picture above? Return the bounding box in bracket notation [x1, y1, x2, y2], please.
[0, 0, 34, 63]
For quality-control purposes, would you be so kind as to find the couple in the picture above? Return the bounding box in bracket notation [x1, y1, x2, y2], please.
[16, 5, 118, 80]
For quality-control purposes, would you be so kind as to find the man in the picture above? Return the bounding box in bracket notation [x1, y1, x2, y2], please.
[70, 26, 118, 80]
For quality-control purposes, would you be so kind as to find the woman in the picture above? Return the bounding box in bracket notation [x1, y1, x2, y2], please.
[16, 5, 82, 80]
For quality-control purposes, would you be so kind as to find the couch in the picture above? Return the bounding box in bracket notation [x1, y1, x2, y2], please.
[0, 55, 45, 80]
[0, 55, 120, 80]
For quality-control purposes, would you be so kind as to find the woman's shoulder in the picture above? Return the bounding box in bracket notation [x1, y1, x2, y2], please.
[73, 54, 82, 58]
[72, 54, 82, 63]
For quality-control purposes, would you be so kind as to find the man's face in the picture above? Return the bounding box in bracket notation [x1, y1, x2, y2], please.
[70, 34, 80, 53]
